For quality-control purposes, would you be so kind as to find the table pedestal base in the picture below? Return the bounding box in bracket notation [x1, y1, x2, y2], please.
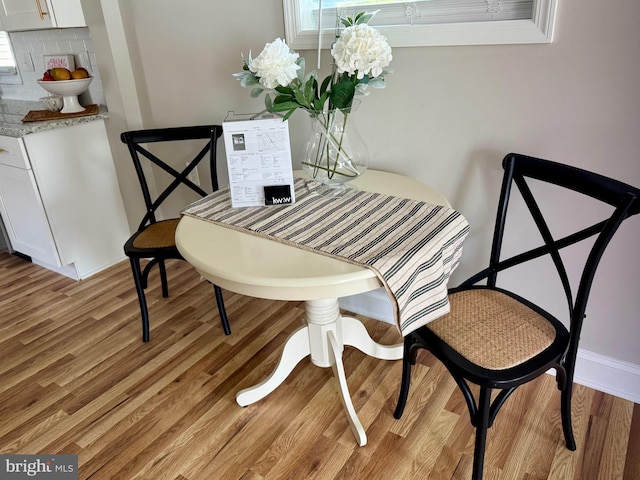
[235, 298, 402, 446]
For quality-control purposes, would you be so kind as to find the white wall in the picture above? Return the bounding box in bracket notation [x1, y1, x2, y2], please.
[86, 0, 640, 371]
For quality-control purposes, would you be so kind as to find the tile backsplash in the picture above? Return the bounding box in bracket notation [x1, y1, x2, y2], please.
[1, 27, 104, 106]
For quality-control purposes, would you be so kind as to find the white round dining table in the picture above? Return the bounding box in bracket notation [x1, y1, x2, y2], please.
[176, 169, 450, 446]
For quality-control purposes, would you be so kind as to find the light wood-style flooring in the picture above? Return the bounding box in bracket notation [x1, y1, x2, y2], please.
[0, 252, 638, 479]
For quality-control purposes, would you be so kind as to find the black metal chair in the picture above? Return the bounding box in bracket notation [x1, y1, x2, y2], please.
[121, 125, 231, 342]
[394, 153, 640, 479]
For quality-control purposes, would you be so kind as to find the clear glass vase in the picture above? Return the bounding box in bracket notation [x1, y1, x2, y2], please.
[301, 104, 368, 188]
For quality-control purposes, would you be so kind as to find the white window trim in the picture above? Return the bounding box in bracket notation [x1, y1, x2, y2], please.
[0, 31, 21, 85]
[283, 0, 558, 49]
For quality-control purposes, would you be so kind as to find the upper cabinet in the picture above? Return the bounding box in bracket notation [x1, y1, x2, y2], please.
[0, 0, 85, 31]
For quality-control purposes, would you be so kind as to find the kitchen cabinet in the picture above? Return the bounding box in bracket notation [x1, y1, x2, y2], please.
[0, 119, 131, 279]
[0, 0, 85, 31]
[0, 139, 59, 265]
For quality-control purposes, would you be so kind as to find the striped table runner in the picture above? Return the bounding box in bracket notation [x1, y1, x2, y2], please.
[181, 178, 470, 336]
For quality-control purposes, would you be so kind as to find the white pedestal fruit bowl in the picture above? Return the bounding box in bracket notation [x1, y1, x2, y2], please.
[36, 77, 93, 114]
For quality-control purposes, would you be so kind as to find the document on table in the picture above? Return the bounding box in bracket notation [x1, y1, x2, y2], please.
[222, 114, 296, 208]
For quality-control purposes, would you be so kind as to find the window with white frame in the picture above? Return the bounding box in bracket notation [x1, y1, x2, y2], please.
[0, 31, 22, 85]
[284, 0, 558, 49]
[0, 32, 17, 74]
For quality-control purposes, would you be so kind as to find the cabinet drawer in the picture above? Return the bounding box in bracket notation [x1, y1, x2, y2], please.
[0, 136, 30, 169]
[0, 163, 61, 266]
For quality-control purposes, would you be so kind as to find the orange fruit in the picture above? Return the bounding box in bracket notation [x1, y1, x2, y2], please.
[70, 68, 89, 79]
[50, 68, 71, 80]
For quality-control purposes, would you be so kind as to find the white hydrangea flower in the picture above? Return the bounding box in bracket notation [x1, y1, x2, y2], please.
[249, 38, 300, 89]
[331, 24, 392, 80]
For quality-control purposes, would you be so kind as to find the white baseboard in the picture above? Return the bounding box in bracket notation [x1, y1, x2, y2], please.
[572, 350, 640, 404]
[31, 255, 127, 281]
[31, 258, 79, 280]
[339, 290, 640, 404]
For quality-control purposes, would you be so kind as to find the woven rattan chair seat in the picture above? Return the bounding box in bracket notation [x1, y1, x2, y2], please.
[427, 289, 556, 370]
[132, 219, 180, 249]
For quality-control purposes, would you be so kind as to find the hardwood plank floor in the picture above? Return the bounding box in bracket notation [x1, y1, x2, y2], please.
[0, 252, 637, 479]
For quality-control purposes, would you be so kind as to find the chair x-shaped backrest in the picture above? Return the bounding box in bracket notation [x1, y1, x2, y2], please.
[121, 125, 223, 232]
[462, 153, 640, 366]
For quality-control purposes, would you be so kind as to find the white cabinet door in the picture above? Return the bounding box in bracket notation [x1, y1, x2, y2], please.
[47, 0, 85, 28]
[0, 0, 54, 31]
[0, 163, 61, 266]
[0, 0, 85, 31]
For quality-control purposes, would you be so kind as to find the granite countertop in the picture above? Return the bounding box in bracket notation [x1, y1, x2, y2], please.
[0, 99, 108, 137]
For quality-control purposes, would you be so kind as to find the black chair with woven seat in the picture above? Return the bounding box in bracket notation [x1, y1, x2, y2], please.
[121, 125, 231, 342]
[394, 153, 640, 480]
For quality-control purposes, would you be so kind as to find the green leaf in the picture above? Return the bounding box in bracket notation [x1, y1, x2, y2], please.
[368, 77, 386, 88]
[275, 85, 294, 96]
[296, 57, 306, 82]
[232, 70, 256, 85]
[356, 10, 379, 25]
[266, 95, 300, 114]
[282, 108, 297, 121]
[293, 88, 310, 108]
[303, 77, 315, 105]
[273, 94, 295, 105]
[320, 75, 332, 96]
[340, 10, 378, 27]
[329, 78, 356, 110]
[264, 94, 273, 111]
[356, 13, 374, 25]
[274, 93, 296, 104]
[238, 74, 259, 88]
[269, 100, 300, 112]
[313, 91, 329, 111]
[250, 87, 264, 98]
[302, 69, 316, 85]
